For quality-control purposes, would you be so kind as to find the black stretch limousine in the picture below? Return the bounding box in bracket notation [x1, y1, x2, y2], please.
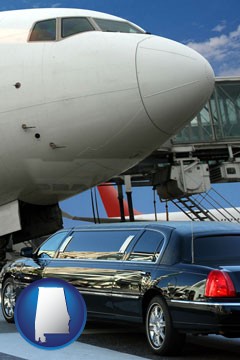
[1, 221, 240, 355]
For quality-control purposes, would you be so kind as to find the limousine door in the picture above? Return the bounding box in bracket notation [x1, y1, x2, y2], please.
[42, 229, 139, 318]
[112, 229, 165, 321]
[42, 258, 118, 317]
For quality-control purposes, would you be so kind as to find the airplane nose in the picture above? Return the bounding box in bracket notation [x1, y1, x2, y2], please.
[136, 36, 215, 134]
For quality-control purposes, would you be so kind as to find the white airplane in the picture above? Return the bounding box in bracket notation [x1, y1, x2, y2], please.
[0, 8, 214, 260]
[63, 185, 240, 223]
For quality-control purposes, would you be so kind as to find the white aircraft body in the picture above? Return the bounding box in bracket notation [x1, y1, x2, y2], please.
[125, 209, 240, 222]
[0, 8, 214, 252]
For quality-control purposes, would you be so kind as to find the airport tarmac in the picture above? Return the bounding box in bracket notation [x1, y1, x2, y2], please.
[0, 333, 144, 360]
[0, 325, 144, 360]
[1, 296, 240, 360]
[0, 301, 144, 360]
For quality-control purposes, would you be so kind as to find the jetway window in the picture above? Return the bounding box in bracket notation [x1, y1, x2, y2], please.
[93, 18, 143, 33]
[29, 19, 56, 41]
[173, 80, 240, 144]
[61, 17, 95, 38]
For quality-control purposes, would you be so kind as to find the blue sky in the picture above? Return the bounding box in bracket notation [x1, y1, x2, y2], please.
[2, 0, 240, 75]
[1, 0, 240, 225]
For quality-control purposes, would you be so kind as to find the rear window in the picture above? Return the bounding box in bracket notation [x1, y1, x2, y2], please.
[194, 235, 240, 264]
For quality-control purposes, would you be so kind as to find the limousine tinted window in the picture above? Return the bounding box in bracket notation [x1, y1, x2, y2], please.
[128, 230, 164, 262]
[37, 231, 68, 258]
[61, 230, 138, 260]
[194, 235, 240, 264]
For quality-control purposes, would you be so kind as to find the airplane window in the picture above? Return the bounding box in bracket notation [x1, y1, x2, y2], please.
[29, 19, 56, 41]
[62, 17, 95, 38]
[93, 18, 144, 34]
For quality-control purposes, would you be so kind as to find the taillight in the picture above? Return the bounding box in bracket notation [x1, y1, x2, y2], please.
[205, 270, 236, 297]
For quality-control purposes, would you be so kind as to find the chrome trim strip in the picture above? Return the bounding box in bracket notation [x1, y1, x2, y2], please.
[80, 290, 110, 297]
[52, 257, 159, 264]
[119, 235, 135, 253]
[59, 236, 73, 252]
[79, 290, 139, 300]
[170, 299, 240, 307]
[112, 293, 140, 299]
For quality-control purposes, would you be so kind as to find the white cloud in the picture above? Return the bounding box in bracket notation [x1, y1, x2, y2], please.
[22, 0, 61, 8]
[51, 3, 61, 7]
[187, 25, 240, 76]
[218, 64, 240, 77]
[212, 21, 226, 33]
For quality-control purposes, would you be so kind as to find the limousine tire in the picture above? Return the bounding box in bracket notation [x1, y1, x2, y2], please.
[1, 278, 16, 323]
[145, 296, 185, 355]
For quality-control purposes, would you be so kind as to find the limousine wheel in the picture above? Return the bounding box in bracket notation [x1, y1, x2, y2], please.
[1, 278, 16, 323]
[146, 296, 185, 355]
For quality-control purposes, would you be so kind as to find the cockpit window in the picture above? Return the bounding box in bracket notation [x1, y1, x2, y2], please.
[62, 17, 95, 38]
[29, 19, 56, 41]
[93, 18, 143, 34]
[29, 16, 143, 43]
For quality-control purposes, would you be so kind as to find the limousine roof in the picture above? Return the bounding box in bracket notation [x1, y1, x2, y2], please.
[66, 221, 240, 237]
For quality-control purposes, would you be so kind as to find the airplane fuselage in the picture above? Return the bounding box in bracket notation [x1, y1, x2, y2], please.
[0, 8, 215, 250]
[0, 8, 214, 207]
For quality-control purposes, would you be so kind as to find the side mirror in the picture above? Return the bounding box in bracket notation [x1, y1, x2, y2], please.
[20, 246, 33, 258]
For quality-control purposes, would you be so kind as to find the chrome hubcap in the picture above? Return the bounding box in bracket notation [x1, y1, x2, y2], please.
[148, 304, 166, 348]
[3, 283, 16, 318]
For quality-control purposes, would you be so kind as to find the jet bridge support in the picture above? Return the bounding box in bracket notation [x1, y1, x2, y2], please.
[117, 183, 126, 222]
[153, 155, 240, 222]
[124, 175, 135, 222]
[156, 157, 211, 200]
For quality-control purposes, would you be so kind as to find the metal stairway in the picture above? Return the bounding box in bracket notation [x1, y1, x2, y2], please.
[171, 196, 217, 221]
[171, 188, 240, 222]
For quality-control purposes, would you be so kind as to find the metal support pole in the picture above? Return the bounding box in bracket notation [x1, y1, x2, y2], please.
[126, 192, 134, 222]
[117, 184, 126, 222]
[165, 201, 169, 221]
[125, 175, 134, 222]
[228, 144, 234, 161]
